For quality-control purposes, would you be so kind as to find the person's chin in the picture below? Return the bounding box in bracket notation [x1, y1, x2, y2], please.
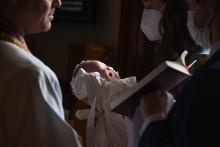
[41, 23, 52, 32]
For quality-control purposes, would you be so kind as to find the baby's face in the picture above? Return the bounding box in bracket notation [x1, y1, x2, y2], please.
[81, 60, 120, 80]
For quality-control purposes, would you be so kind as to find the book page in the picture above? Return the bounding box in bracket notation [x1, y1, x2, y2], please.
[110, 60, 190, 117]
[176, 50, 188, 66]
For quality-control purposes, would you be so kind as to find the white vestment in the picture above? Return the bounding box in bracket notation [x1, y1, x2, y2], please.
[0, 40, 82, 147]
[71, 68, 137, 147]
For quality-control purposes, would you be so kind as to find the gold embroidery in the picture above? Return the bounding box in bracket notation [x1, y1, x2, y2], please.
[0, 32, 30, 53]
[0, 15, 31, 53]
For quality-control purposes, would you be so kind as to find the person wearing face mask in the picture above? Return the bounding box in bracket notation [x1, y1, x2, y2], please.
[187, 3, 211, 49]
[136, 0, 209, 80]
[0, 0, 82, 147]
[70, 60, 136, 147]
[129, 1, 199, 146]
[140, 0, 166, 42]
[137, 0, 220, 146]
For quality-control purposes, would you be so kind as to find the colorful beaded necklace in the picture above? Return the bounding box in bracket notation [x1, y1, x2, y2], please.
[0, 15, 30, 53]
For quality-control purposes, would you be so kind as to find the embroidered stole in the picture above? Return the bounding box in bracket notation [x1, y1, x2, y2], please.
[0, 16, 30, 53]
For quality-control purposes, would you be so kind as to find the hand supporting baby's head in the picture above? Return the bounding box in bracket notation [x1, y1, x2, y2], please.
[73, 60, 120, 80]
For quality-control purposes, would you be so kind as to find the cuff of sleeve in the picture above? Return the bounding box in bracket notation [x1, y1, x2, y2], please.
[139, 113, 166, 136]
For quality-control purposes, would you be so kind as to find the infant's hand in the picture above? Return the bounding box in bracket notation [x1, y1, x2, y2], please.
[140, 89, 168, 118]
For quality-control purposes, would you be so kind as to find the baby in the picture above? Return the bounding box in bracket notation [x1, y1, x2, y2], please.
[70, 60, 136, 147]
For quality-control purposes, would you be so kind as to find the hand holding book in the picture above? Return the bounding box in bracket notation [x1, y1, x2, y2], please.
[110, 50, 194, 117]
[140, 89, 167, 118]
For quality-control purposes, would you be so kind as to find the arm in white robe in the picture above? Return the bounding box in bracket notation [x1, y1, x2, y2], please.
[0, 65, 82, 147]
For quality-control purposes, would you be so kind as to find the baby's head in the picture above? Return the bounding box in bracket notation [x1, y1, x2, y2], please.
[73, 60, 120, 80]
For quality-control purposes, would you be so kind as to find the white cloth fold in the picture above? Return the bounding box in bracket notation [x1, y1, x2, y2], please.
[71, 68, 136, 147]
[0, 40, 82, 147]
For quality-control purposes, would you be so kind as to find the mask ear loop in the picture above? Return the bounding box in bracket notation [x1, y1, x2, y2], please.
[205, 2, 214, 27]
[157, 3, 166, 42]
[159, 3, 167, 12]
[205, 13, 213, 27]
[193, 0, 213, 27]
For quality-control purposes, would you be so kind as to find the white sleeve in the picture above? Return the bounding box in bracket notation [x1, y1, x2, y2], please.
[128, 106, 144, 147]
[0, 67, 82, 147]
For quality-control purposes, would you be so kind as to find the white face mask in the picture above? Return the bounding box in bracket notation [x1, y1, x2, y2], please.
[140, 9, 162, 41]
[187, 10, 211, 49]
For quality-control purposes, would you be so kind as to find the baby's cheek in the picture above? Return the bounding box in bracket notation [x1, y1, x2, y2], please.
[100, 70, 110, 79]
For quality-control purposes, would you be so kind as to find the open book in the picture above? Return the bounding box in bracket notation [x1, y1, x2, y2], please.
[110, 50, 195, 117]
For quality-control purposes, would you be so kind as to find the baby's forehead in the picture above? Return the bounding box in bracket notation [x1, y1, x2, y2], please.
[86, 60, 107, 69]
[95, 61, 107, 67]
[80, 60, 107, 72]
